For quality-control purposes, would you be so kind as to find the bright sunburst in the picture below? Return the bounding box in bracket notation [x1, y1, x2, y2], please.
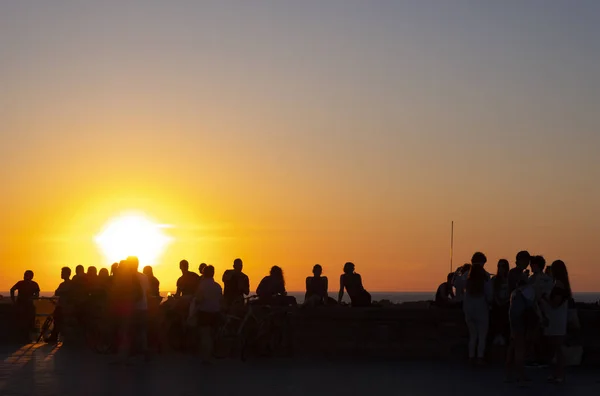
[95, 212, 172, 266]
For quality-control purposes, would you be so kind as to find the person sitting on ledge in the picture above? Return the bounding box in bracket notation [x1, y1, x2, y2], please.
[256, 266, 297, 307]
[338, 262, 371, 307]
[435, 272, 455, 307]
[304, 264, 330, 306]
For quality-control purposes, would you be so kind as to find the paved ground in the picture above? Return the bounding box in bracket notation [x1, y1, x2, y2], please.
[0, 343, 599, 396]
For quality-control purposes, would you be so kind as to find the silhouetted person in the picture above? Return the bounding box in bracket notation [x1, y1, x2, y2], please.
[463, 252, 492, 365]
[87, 266, 98, 277]
[506, 269, 535, 383]
[471, 251, 491, 280]
[490, 259, 510, 346]
[452, 264, 471, 303]
[435, 273, 455, 307]
[222, 258, 250, 307]
[529, 255, 553, 302]
[257, 266, 297, 306]
[544, 265, 553, 278]
[176, 260, 200, 297]
[541, 260, 571, 383]
[110, 259, 144, 364]
[129, 256, 150, 361]
[110, 262, 119, 277]
[87, 266, 102, 299]
[143, 266, 160, 298]
[10, 270, 40, 341]
[199, 263, 207, 276]
[527, 255, 553, 365]
[338, 262, 371, 307]
[71, 264, 88, 303]
[305, 264, 329, 306]
[189, 265, 222, 364]
[72, 264, 86, 282]
[508, 251, 530, 296]
[142, 265, 161, 350]
[45, 267, 72, 343]
[98, 268, 110, 291]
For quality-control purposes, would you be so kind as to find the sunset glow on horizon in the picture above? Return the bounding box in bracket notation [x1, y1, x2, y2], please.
[1, 1, 599, 293]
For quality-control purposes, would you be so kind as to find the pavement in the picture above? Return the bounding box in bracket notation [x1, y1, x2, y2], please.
[1, 343, 599, 396]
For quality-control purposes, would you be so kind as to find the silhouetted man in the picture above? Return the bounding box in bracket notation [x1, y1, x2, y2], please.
[10, 270, 40, 341]
[471, 251, 491, 281]
[509, 251, 530, 296]
[189, 265, 222, 364]
[199, 263, 207, 279]
[176, 260, 200, 297]
[129, 256, 150, 361]
[46, 267, 72, 343]
[222, 258, 250, 307]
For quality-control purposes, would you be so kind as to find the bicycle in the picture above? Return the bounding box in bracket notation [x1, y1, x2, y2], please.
[238, 297, 293, 361]
[212, 296, 258, 358]
[33, 297, 58, 343]
[84, 304, 115, 354]
[159, 295, 196, 352]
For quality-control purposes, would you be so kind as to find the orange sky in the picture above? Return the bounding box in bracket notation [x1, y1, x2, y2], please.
[1, 2, 599, 292]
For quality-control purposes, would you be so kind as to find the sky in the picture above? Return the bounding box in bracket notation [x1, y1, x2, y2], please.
[1, 1, 599, 293]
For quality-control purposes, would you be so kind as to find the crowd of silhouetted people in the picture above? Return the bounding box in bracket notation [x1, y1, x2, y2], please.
[9, 251, 577, 380]
[435, 250, 574, 384]
[9, 258, 371, 363]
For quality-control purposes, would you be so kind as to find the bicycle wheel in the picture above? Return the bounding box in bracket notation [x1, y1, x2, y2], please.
[85, 320, 113, 354]
[37, 317, 54, 343]
[213, 318, 241, 358]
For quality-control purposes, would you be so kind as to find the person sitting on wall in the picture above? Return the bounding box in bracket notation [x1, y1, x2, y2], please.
[435, 272, 456, 307]
[304, 264, 332, 307]
[338, 262, 371, 307]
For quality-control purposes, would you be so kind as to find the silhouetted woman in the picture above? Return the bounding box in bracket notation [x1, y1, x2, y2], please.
[95, 268, 110, 301]
[541, 260, 571, 383]
[305, 264, 329, 306]
[98, 268, 110, 288]
[143, 266, 160, 298]
[87, 266, 102, 300]
[490, 259, 510, 346]
[257, 266, 297, 306]
[338, 262, 371, 307]
[463, 253, 492, 365]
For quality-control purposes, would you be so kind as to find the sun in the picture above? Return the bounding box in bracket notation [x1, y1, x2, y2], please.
[95, 212, 172, 266]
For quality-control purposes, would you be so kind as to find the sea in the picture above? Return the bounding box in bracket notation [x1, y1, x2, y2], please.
[4, 291, 600, 305]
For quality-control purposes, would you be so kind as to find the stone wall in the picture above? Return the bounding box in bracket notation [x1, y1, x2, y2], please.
[290, 305, 469, 360]
[2, 301, 599, 364]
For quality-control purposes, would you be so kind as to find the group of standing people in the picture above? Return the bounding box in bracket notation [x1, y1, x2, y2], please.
[436, 250, 573, 384]
[9, 257, 374, 363]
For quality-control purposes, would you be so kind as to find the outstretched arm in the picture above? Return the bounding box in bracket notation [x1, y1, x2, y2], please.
[10, 283, 18, 303]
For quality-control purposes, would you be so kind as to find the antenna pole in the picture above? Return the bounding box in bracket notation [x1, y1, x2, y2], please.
[450, 221, 454, 273]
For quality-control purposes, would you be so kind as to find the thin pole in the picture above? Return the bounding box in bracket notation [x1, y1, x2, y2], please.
[450, 221, 454, 273]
